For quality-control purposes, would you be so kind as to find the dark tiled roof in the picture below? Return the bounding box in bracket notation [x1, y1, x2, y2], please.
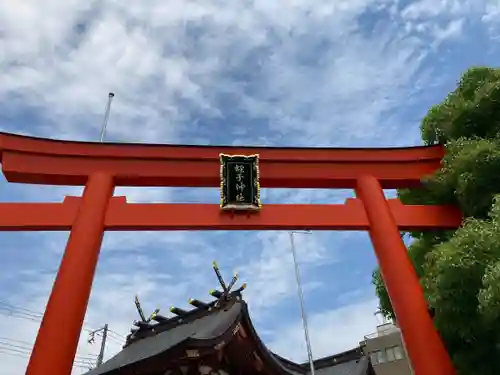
[83, 298, 372, 375]
[306, 347, 372, 375]
[314, 356, 370, 375]
[84, 303, 242, 375]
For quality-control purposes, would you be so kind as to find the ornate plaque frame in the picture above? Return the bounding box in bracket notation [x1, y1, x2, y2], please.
[219, 154, 261, 211]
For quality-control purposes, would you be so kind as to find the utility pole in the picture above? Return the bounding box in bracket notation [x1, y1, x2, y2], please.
[289, 231, 315, 375]
[88, 324, 108, 367]
[99, 92, 115, 142]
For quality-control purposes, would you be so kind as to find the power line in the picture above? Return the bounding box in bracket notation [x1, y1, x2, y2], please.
[0, 301, 125, 342]
[0, 338, 97, 362]
[0, 308, 124, 348]
[0, 348, 94, 371]
[0, 338, 97, 361]
[0, 337, 99, 370]
[0, 300, 118, 330]
[0, 342, 96, 367]
[0, 335, 101, 371]
[0, 300, 127, 368]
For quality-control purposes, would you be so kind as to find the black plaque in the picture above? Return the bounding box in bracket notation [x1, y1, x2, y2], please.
[220, 154, 261, 211]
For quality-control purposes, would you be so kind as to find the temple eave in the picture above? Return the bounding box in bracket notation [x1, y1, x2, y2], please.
[84, 300, 372, 375]
[83, 268, 373, 375]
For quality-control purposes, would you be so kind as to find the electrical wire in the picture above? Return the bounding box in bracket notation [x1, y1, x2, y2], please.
[0, 338, 97, 361]
[0, 308, 124, 349]
[0, 337, 98, 370]
[0, 348, 94, 370]
[0, 301, 125, 341]
[0, 341, 96, 366]
[0, 300, 127, 369]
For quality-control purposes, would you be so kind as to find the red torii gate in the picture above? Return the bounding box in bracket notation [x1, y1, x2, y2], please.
[0, 132, 461, 375]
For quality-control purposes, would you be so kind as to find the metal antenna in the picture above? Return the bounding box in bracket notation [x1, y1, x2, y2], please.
[99, 92, 115, 142]
[289, 231, 315, 375]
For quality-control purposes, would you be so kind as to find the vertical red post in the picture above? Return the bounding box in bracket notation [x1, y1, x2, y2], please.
[355, 175, 455, 375]
[26, 173, 114, 375]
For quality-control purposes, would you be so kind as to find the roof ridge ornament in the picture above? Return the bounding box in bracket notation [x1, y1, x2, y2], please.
[134, 295, 161, 325]
[211, 261, 246, 307]
[127, 262, 248, 341]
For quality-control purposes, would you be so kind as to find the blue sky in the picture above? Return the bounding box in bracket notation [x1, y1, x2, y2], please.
[0, 0, 499, 373]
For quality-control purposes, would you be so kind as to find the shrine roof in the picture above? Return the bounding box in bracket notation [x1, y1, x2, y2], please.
[315, 358, 369, 375]
[310, 351, 372, 375]
[83, 264, 372, 375]
[84, 302, 243, 375]
[83, 299, 372, 375]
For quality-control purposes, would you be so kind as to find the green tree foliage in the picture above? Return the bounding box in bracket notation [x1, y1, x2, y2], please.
[371, 67, 500, 375]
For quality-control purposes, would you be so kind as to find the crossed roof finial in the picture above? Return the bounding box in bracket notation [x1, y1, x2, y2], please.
[211, 261, 247, 306]
[132, 262, 247, 329]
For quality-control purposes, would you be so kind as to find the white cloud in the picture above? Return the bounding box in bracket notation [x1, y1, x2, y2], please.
[268, 297, 380, 362]
[0, 0, 455, 145]
[239, 231, 334, 314]
[431, 18, 465, 48]
[401, 0, 468, 20]
[482, 1, 500, 37]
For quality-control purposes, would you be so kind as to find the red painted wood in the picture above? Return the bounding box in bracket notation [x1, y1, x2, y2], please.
[0, 132, 444, 188]
[0, 198, 461, 231]
[25, 173, 115, 375]
[356, 175, 456, 375]
[0, 132, 459, 375]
